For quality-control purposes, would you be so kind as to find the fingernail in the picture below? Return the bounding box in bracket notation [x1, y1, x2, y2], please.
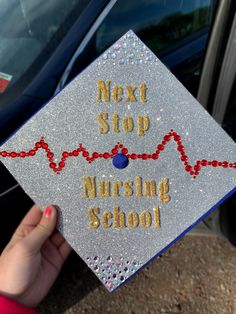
[44, 206, 52, 218]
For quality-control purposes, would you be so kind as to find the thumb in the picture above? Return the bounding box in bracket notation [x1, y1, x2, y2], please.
[24, 205, 57, 252]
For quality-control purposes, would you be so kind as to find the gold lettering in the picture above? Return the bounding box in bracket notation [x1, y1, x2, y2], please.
[126, 86, 137, 102]
[140, 83, 147, 102]
[98, 112, 109, 134]
[114, 207, 126, 228]
[102, 212, 113, 228]
[144, 180, 157, 197]
[158, 178, 171, 203]
[87, 207, 100, 228]
[140, 211, 152, 227]
[123, 180, 133, 197]
[153, 207, 161, 228]
[135, 176, 143, 197]
[83, 176, 96, 199]
[137, 115, 149, 136]
[113, 181, 123, 197]
[98, 181, 110, 197]
[128, 212, 139, 228]
[112, 85, 123, 102]
[123, 117, 134, 133]
[112, 114, 120, 133]
[97, 80, 110, 102]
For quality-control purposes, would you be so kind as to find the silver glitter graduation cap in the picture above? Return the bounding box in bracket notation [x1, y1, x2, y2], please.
[1, 31, 236, 291]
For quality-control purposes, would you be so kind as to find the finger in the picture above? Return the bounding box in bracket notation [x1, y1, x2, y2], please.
[59, 241, 72, 261]
[50, 231, 66, 248]
[20, 204, 43, 227]
[24, 205, 57, 252]
[11, 204, 43, 242]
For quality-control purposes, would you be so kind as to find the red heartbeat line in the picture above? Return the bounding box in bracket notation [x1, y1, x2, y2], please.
[0, 129, 235, 178]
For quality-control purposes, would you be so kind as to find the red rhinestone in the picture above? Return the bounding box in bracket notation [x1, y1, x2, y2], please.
[103, 152, 109, 159]
[164, 135, 171, 141]
[50, 162, 56, 169]
[29, 150, 36, 156]
[222, 161, 228, 168]
[137, 154, 141, 158]
[142, 154, 148, 160]
[36, 142, 41, 148]
[1, 150, 7, 157]
[62, 152, 69, 158]
[10, 152, 17, 158]
[157, 144, 164, 151]
[185, 165, 192, 172]
[121, 148, 128, 154]
[127, 154, 130, 158]
[212, 160, 218, 167]
[194, 165, 201, 171]
[218, 162, 222, 166]
[233, 162, 236, 168]
[59, 161, 65, 168]
[112, 149, 118, 155]
[73, 150, 78, 156]
[190, 171, 194, 175]
[69, 152, 73, 156]
[181, 155, 188, 161]
[131, 154, 137, 160]
[174, 135, 181, 141]
[99, 154, 103, 158]
[42, 143, 48, 149]
[83, 151, 89, 157]
[201, 160, 207, 166]
[119, 144, 123, 148]
[208, 161, 212, 165]
[47, 152, 54, 159]
[177, 145, 185, 153]
[93, 152, 99, 158]
[162, 141, 166, 145]
[62, 157, 66, 162]
[20, 152, 26, 157]
[229, 163, 233, 167]
[152, 154, 158, 160]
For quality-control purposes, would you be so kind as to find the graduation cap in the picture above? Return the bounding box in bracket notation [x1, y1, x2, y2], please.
[1, 31, 235, 291]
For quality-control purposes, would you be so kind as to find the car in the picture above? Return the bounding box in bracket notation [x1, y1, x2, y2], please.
[0, 0, 235, 252]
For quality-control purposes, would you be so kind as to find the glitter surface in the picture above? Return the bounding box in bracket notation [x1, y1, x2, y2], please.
[0, 31, 235, 292]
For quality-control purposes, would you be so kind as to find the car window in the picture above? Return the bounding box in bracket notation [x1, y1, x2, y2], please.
[223, 78, 236, 141]
[68, 0, 216, 97]
[0, 0, 90, 96]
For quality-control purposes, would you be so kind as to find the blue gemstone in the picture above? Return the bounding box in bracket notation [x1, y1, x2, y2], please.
[112, 153, 129, 169]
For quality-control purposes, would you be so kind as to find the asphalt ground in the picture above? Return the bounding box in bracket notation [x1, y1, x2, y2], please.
[38, 234, 236, 314]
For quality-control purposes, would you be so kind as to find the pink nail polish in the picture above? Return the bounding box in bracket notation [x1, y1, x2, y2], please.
[45, 206, 52, 218]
